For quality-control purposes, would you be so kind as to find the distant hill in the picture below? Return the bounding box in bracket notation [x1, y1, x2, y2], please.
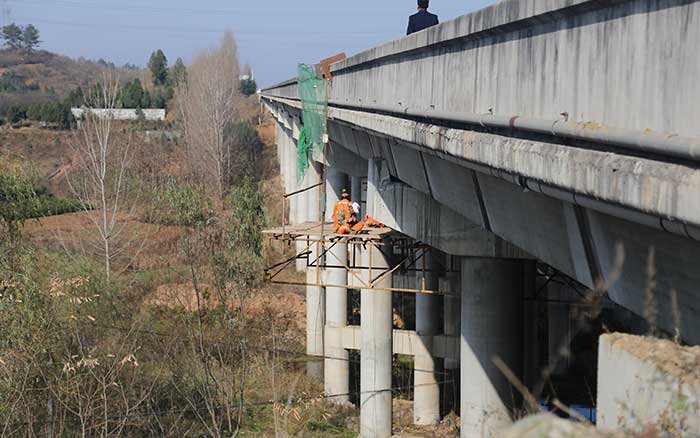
[0, 48, 144, 113]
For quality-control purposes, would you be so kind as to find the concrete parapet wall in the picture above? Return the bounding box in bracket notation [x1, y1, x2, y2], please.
[598, 333, 700, 435]
[330, 0, 700, 140]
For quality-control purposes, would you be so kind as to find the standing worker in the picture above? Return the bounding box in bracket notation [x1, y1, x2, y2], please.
[407, 0, 439, 35]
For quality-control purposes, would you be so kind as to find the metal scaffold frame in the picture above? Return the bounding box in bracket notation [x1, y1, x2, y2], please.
[263, 221, 450, 296]
[267, 53, 447, 296]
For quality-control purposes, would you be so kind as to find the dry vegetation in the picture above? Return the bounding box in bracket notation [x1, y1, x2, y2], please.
[0, 31, 360, 436]
[0, 48, 142, 98]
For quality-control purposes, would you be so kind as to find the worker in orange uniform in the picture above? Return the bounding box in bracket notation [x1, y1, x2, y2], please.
[333, 189, 365, 234]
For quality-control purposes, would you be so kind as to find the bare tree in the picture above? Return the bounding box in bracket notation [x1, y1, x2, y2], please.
[66, 74, 143, 280]
[175, 32, 241, 200]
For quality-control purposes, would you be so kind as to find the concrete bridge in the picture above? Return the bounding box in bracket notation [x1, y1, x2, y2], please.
[260, 0, 700, 436]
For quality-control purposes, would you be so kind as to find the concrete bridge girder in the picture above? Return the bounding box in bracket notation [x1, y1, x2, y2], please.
[273, 103, 700, 347]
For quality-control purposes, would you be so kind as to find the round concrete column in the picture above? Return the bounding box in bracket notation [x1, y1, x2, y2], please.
[325, 167, 348, 223]
[548, 295, 571, 375]
[360, 241, 393, 438]
[306, 238, 324, 379]
[460, 257, 524, 437]
[442, 268, 461, 370]
[351, 175, 364, 219]
[414, 252, 442, 425]
[324, 241, 349, 404]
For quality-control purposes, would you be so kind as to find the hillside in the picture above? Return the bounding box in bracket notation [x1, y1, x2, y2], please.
[0, 48, 143, 113]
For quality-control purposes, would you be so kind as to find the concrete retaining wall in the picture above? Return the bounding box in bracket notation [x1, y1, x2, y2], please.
[598, 333, 700, 435]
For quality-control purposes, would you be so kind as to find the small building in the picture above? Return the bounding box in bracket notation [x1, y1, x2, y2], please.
[70, 108, 166, 126]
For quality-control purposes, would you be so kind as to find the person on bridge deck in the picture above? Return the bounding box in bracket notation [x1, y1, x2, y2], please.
[407, 0, 439, 35]
[333, 189, 364, 235]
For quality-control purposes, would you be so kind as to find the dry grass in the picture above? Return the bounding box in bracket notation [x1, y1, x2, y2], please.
[0, 48, 142, 98]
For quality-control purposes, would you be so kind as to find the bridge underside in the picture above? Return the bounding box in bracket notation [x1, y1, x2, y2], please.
[268, 100, 700, 346]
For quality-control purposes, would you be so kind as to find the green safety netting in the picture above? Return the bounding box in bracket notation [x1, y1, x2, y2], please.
[297, 63, 327, 182]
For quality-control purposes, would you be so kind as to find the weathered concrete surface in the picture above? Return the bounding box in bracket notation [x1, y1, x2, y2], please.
[598, 333, 700, 435]
[461, 258, 525, 437]
[360, 242, 393, 438]
[414, 252, 442, 426]
[366, 158, 529, 258]
[324, 240, 349, 404]
[589, 210, 700, 345]
[270, 106, 700, 345]
[305, 240, 324, 379]
[441, 271, 461, 370]
[500, 413, 618, 438]
[331, 0, 700, 140]
[360, 158, 393, 438]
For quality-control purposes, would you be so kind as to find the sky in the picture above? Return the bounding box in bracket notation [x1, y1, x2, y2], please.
[3, 0, 496, 87]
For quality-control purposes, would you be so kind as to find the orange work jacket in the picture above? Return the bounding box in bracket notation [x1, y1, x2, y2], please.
[333, 199, 353, 229]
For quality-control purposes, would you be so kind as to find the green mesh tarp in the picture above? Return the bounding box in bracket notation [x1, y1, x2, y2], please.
[297, 63, 327, 182]
[296, 128, 310, 181]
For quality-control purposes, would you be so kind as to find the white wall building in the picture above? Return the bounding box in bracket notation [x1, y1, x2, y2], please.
[71, 108, 166, 123]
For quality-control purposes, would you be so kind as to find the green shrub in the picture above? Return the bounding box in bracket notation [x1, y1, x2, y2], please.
[148, 180, 213, 227]
[5, 105, 26, 123]
[240, 78, 257, 96]
[26, 100, 74, 129]
[0, 164, 82, 225]
[225, 178, 265, 256]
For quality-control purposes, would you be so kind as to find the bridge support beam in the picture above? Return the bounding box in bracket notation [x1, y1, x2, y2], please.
[306, 239, 324, 379]
[441, 266, 462, 414]
[460, 257, 525, 437]
[351, 175, 364, 219]
[442, 265, 461, 370]
[305, 160, 324, 378]
[548, 282, 572, 375]
[360, 243, 393, 438]
[325, 167, 348, 222]
[324, 240, 349, 404]
[360, 158, 393, 438]
[414, 252, 442, 425]
[324, 167, 350, 403]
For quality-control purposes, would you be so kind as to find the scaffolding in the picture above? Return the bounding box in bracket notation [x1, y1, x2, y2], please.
[265, 53, 446, 295]
[264, 221, 449, 296]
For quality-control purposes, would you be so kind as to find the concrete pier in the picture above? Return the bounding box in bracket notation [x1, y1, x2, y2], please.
[442, 266, 461, 370]
[324, 239, 349, 403]
[360, 243, 393, 438]
[547, 282, 572, 375]
[306, 239, 325, 379]
[461, 258, 524, 437]
[414, 252, 442, 425]
[351, 175, 364, 219]
[325, 167, 348, 223]
[360, 158, 393, 438]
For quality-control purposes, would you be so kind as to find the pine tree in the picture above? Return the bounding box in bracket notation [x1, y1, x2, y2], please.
[148, 49, 168, 86]
[1, 23, 22, 50]
[119, 79, 145, 108]
[21, 24, 40, 51]
[170, 57, 187, 85]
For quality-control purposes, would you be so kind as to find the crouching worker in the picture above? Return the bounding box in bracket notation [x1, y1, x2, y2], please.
[333, 189, 365, 235]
